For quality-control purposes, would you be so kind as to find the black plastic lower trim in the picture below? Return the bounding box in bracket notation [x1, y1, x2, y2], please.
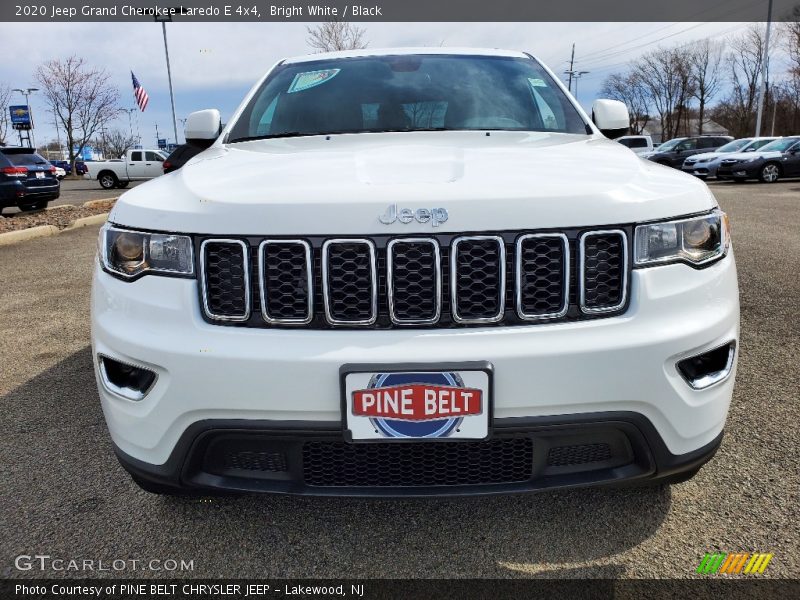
[113, 412, 723, 497]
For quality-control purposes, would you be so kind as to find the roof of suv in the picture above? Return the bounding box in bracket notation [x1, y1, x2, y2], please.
[283, 47, 529, 64]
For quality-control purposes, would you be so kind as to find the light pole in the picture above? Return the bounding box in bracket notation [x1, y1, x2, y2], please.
[754, 0, 773, 136]
[12, 87, 39, 148]
[155, 14, 179, 150]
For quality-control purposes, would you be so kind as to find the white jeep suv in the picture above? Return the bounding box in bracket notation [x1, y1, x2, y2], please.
[92, 48, 738, 496]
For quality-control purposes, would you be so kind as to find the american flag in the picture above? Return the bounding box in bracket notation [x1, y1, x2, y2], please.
[131, 72, 149, 112]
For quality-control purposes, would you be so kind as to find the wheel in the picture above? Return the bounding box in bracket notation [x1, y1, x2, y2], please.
[98, 171, 119, 189]
[18, 199, 49, 212]
[115, 181, 129, 189]
[759, 162, 781, 183]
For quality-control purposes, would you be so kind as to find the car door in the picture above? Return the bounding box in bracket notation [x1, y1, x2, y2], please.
[781, 141, 800, 177]
[126, 151, 145, 179]
[143, 151, 165, 178]
[672, 138, 698, 166]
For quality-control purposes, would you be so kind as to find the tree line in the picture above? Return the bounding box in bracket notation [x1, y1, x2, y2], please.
[602, 19, 800, 140]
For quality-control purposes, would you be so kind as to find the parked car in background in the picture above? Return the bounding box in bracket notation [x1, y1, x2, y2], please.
[643, 135, 733, 168]
[614, 134, 654, 155]
[52, 159, 88, 176]
[681, 137, 778, 179]
[163, 139, 215, 174]
[84, 149, 167, 189]
[52, 164, 67, 179]
[0, 147, 60, 213]
[716, 136, 800, 183]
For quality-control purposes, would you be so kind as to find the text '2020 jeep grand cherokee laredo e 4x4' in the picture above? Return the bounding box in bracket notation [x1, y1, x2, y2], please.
[92, 49, 739, 496]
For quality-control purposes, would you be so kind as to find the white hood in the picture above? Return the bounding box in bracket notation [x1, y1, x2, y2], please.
[110, 131, 716, 235]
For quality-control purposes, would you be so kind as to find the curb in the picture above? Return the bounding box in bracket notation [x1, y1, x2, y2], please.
[83, 198, 118, 208]
[63, 213, 109, 231]
[0, 225, 60, 247]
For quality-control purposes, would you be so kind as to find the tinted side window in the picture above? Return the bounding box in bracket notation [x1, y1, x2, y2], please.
[628, 138, 647, 148]
[145, 151, 163, 162]
[697, 138, 717, 149]
[130, 151, 143, 161]
[676, 139, 697, 151]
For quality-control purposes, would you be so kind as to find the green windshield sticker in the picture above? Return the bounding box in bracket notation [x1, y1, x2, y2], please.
[528, 78, 547, 88]
[288, 69, 341, 93]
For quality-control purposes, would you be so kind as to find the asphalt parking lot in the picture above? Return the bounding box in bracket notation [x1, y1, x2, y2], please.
[2, 179, 144, 216]
[0, 181, 798, 579]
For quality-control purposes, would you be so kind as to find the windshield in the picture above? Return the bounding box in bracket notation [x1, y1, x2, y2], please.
[656, 138, 685, 152]
[759, 138, 799, 152]
[717, 139, 751, 153]
[227, 54, 588, 142]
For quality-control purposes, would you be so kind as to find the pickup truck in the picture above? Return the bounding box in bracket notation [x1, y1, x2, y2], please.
[92, 48, 738, 497]
[84, 149, 167, 189]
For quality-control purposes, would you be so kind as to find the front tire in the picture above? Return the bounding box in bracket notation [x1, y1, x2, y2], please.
[98, 172, 118, 189]
[759, 162, 781, 183]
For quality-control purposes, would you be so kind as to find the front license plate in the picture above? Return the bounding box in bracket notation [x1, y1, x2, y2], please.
[35, 171, 45, 179]
[343, 365, 491, 440]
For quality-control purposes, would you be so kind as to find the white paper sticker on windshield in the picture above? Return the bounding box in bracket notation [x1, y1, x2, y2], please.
[528, 78, 547, 88]
[288, 69, 341, 93]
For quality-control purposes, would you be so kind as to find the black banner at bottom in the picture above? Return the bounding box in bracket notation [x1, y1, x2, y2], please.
[3, 579, 800, 600]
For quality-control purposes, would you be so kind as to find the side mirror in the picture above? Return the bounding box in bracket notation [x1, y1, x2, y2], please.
[185, 109, 221, 141]
[592, 99, 630, 138]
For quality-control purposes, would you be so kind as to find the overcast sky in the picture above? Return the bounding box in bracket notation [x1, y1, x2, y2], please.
[0, 21, 788, 148]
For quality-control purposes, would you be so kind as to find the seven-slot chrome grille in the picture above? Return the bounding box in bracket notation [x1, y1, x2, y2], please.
[198, 229, 630, 329]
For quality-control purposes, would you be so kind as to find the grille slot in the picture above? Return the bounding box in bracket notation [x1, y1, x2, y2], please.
[322, 239, 378, 325]
[387, 238, 441, 324]
[547, 443, 613, 467]
[450, 236, 506, 324]
[579, 230, 627, 313]
[225, 451, 288, 472]
[303, 438, 533, 487]
[516, 233, 569, 319]
[200, 239, 250, 321]
[258, 240, 313, 324]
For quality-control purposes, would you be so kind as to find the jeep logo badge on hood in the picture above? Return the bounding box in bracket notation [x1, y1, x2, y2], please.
[379, 204, 448, 227]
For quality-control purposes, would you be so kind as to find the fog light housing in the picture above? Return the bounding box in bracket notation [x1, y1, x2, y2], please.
[98, 355, 157, 401]
[677, 342, 736, 390]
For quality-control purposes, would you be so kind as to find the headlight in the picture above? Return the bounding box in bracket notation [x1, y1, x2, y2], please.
[100, 223, 194, 279]
[634, 210, 729, 267]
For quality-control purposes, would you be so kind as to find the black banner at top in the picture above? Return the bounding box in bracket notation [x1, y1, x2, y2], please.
[1, 0, 797, 22]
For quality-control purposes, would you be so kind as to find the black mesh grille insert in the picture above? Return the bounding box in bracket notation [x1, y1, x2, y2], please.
[581, 232, 625, 311]
[517, 235, 567, 317]
[452, 237, 504, 322]
[202, 241, 248, 319]
[389, 240, 439, 323]
[225, 451, 288, 472]
[324, 241, 375, 323]
[303, 438, 533, 487]
[547, 443, 613, 467]
[260, 242, 311, 322]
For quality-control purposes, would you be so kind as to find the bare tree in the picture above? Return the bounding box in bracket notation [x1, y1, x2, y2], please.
[101, 129, 138, 159]
[712, 26, 767, 138]
[306, 20, 367, 52]
[35, 56, 120, 173]
[784, 6, 800, 74]
[601, 71, 650, 134]
[634, 46, 695, 140]
[689, 40, 724, 134]
[0, 83, 12, 146]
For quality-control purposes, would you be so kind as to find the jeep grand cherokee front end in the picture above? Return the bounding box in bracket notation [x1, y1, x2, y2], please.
[91, 49, 739, 495]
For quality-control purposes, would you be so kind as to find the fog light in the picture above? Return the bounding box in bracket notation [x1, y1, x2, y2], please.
[677, 342, 736, 390]
[98, 355, 157, 401]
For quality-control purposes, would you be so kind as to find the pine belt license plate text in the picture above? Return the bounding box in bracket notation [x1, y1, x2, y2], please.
[344, 368, 490, 440]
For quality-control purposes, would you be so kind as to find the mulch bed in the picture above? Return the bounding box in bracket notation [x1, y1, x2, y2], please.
[0, 201, 115, 234]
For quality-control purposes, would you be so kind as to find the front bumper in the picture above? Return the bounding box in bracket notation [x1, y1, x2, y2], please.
[92, 253, 739, 494]
[717, 164, 758, 179]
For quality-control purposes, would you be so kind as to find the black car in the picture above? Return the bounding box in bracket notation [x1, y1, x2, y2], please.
[162, 139, 214, 174]
[0, 147, 60, 213]
[645, 135, 733, 168]
[51, 159, 88, 176]
[716, 137, 800, 183]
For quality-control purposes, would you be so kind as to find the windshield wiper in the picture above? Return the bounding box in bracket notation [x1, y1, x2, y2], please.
[228, 127, 455, 143]
[227, 132, 317, 143]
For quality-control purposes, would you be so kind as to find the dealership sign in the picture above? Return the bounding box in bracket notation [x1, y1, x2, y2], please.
[9, 105, 32, 129]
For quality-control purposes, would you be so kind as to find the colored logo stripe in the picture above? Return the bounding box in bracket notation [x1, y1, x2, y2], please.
[697, 553, 773, 574]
